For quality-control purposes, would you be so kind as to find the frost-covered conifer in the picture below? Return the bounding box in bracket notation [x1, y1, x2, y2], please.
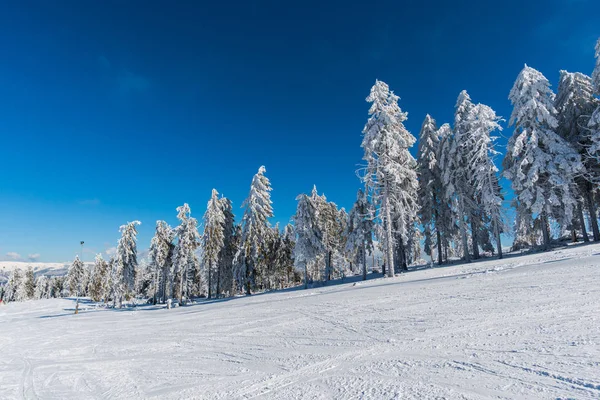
[234, 166, 273, 295]
[202, 189, 225, 299]
[361, 80, 417, 277]
[173, 204, 201, 305]
[346, 189, 374, 280]
[466, 103, 506, 258]
[149, 220, 174, 303]
[111, 221, 141, 307]
[24, 266, 35, 299]
[218, 197, 236, 297]
[67, 256, 85, 296]
[90, 254, 110, 302]
[293, 193, 324, 288]
[504, 65, 583, 249]
[556, 70, 600, 241]
[34, 275, 48, 299]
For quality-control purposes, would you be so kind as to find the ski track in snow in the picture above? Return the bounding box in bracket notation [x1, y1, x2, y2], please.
[1, 244, 600, 399]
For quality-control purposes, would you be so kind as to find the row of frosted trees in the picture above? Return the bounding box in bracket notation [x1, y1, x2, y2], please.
[3, 39, 600, 304]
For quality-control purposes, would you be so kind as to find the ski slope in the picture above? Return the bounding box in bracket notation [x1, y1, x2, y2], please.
[1, 244, 599, 399]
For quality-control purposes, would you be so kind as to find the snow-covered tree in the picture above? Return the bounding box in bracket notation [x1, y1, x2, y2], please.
[218, 197, 236, 297]
[112, 221, 141, 307]
[440, 91, 477, 261]
[234, 166, 273, 295]
[24, 266, 35, 299]
[503, 65, 583, 249]
[345, 189, 375, 280]
[556, 70, 600, 241]
[202, 189, 225, 299]
[67, 256, 86, 312]
[89, 254, 110, 302]
[67, 256, 85, 296]
[149, 220, 174, 304]
[293, 193, 324, 288]
[361, 80, 417, 277]
[466, 103, 506, 258]
[173, 204, 201, 305]
[4, 269, 26, 302]
[34, 275, 49, 299]
[417, 115, 444, 263]
[435, 123, 459, 262]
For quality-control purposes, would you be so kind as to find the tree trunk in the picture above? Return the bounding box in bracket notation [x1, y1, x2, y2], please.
[304, 261, 308, 289]
[540, 211, 551, 250]
[208, 263, 212, 299]
[494, 220, 503, 259]
[585, 186, 600, 241]
[436, 229, 443, 265]
[470, 211, 480, 260]
[362, 241, 367, 281]
[458, 196, 471, 262]
[245, 261, 252, 296]
[383, 185, 395, 277]
[216, 262, 221, 299]
[575, 201, 587, 242]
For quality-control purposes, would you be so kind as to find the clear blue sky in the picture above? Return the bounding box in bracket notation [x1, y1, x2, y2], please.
[0, 0, 598, 262]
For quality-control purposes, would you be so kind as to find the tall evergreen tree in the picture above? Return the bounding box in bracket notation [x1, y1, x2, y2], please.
[113, 221, 141, 307]
[173, 204, 201, 305]
[24, 266, 35, 299]
[218, 197, 236, 297]
[202, 189, 225, 299]
[90, 254, 110, 302]
[555, 70, 600, 241]
[67, 256, 86, 312]
[293, 193, 324, 288]
[466, 103, 506, 258]
[417, 115, 444, 264]
[361, 80, 416, 277]
[235, 166, 273, 295]
[346, 189, 375, 280]
[149, 220, 174, 304]
[503, 65, 583, 249]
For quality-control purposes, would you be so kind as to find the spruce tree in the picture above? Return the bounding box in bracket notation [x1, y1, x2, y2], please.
[361, 80, 417, 277]
[504, 65, 583, 249]
[235, 166, 273, 295]
[173, 204, 201, 305]
[202, 189, 225, 299]
[293, 193, 324, 288]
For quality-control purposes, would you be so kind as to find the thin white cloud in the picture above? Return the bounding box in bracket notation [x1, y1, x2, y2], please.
[28, 253, 41, 261]
[105, 247, 117, 256]
[6, 252, 21, 260]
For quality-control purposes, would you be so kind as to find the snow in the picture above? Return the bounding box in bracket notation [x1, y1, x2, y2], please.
[1, 244, 600, 399]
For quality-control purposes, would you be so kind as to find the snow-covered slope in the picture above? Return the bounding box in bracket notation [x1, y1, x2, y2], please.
[1, 244, 599, 399]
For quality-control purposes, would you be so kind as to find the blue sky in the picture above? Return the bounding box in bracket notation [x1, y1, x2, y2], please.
[0, 0, 598, 262]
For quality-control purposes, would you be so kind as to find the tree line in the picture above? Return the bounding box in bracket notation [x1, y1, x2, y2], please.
[2, 38, 600, 305]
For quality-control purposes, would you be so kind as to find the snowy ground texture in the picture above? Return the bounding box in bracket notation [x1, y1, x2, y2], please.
[1, 244, 600, 399]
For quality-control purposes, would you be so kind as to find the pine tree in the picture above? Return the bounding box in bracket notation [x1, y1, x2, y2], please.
[466, 103, 506, 258]
[90, 254, 110, 302]
[34, 275, 48, 299]
[361, 80, 417, 277]
[202, 189, 225, 299]
[592, 38, 600, 96]
[67, 256, 86, 312]
[235, 166, 273, 295]
[4, 269, 24, 302]
[346, 189, 375, 280]
[24, 266, 35, 299]
[113, 221, 141, 307]
[173, 204, 200, 305]
[149, 220, 174, 304]
[293, 193, 324, 288]
[556, 70, 600, 241]
[218, 197, 236, 297]
[282, 223, 296, 286]
[417, 115, 443, 264]
[504, 65, 583, 249]
[435, 123, 459, 262]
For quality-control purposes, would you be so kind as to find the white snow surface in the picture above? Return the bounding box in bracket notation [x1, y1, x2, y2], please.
[1, 244, 599, 399]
